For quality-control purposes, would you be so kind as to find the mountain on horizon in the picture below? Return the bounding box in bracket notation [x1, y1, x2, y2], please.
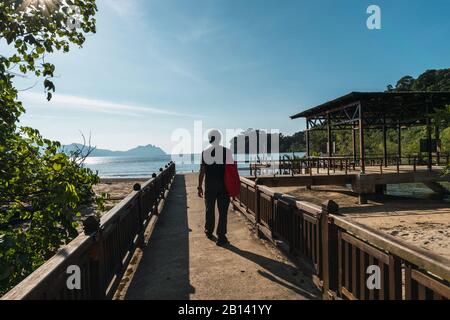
[62, 143, 168, 158]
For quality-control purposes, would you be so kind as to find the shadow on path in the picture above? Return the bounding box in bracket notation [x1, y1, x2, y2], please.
[125, 175, 194, 300]
[224, 244, 320, 299]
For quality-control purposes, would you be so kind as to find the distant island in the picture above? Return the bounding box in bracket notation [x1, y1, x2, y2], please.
[62, 143, 168, 158]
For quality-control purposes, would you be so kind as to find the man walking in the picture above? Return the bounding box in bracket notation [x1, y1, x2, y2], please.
[198, 129, 233, 246]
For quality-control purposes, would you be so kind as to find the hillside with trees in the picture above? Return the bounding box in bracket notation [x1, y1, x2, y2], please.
[62, 143, 168, 158]
[387, 69, 450, 92]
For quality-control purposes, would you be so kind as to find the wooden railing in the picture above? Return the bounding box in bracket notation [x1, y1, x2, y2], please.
[234, 177, 325, 278]
[1, 162, 176, 300]
[233, 177, 450, 300]
[253, 153, 450, 176]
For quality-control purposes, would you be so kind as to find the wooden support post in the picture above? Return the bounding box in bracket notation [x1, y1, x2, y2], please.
[83, 216, 105, 299]
[405, 263, 416, 300]
[309, 159, 313, 177]
[320, 200, 339, 300]
[397, 120, 402, 163]
[358, 104, 365, 174]
[255, 184, 260, 226]
[388, 255, 403, 300]
[135, 185, 145, 248]
[352, 127, 357, 162]
[327, 113, 333, 158]
[426, 113, 433, 172]
[306, 119, 310, 158]
[256, 129, 260, 160]
[435, 124, 440, 165]
[359, 194, 368, 205]
[383, 115, 388, 167]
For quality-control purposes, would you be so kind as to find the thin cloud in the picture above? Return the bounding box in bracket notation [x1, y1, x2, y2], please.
[20, 92, 203, 118]
[22, 114, 82, 120]
[100, 0, 139, 17]
[176, 20, 223, 44]
[218, 60, 266, 72]
[168, 63, 205, 83]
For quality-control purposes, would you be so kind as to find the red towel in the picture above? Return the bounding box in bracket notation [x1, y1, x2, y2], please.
[224, 161, 240, 197]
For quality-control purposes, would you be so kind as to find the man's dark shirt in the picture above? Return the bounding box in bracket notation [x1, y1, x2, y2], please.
[201, 146, 228, 185]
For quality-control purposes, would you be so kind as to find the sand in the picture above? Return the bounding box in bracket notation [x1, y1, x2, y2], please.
[94, 178, 147, 212]
[275, 185, 450, 259]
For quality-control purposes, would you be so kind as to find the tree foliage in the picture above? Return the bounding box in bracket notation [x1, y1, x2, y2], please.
[387, 68, 450, 92]
[279, 131, 306, 153]
[1, 0, 99, 295]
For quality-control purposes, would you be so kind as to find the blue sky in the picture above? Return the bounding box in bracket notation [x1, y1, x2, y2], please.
[12, 0, 450, 152]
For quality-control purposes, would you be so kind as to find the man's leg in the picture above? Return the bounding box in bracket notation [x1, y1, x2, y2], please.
[204, 184, 217, 237]
[216, 191, 230, 240]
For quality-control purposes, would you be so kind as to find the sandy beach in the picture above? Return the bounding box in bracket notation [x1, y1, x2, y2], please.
[94, 178, 148, 212]
[275, 185, 450, 259]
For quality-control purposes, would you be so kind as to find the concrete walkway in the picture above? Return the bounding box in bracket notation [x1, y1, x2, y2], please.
[124, 173, 320, 300]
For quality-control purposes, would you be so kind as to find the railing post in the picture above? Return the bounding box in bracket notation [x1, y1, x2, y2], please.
[150, 173, 158, 215]
[254, 181, 261, 226]
[133, 183, 146, 248]
[82, 215, 105, 300]
[159, 168, 165, 199]
[388, 255, 403, 300]
[320, 200, 339, 300]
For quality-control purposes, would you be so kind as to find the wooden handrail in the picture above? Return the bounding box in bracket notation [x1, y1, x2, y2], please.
[2, 235, 93, 300]
[332, 215, 450, 282]
[295, 201, 322, 217]
[1, 162, 176, 300]
[233, 175, 450, 300]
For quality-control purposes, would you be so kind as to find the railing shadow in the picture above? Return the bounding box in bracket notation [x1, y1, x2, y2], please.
[224, 244, 321, 300]
[125, 175, 194, 300]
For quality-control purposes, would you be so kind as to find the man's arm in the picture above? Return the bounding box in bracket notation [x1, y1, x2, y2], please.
[198, 163, 205, 198]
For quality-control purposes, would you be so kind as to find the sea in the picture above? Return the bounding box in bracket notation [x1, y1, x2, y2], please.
[83, 152, 305, 178]
[83, 153, 449, 200]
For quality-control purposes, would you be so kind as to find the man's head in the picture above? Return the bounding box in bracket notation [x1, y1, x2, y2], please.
[208, 129, 221, 145]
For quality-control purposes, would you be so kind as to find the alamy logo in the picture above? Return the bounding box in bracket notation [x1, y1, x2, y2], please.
[367, 5, 382, 30]
[66, 265, 81, 290]
[67, 5, 82, 31]
[366, 265, 381, 290]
